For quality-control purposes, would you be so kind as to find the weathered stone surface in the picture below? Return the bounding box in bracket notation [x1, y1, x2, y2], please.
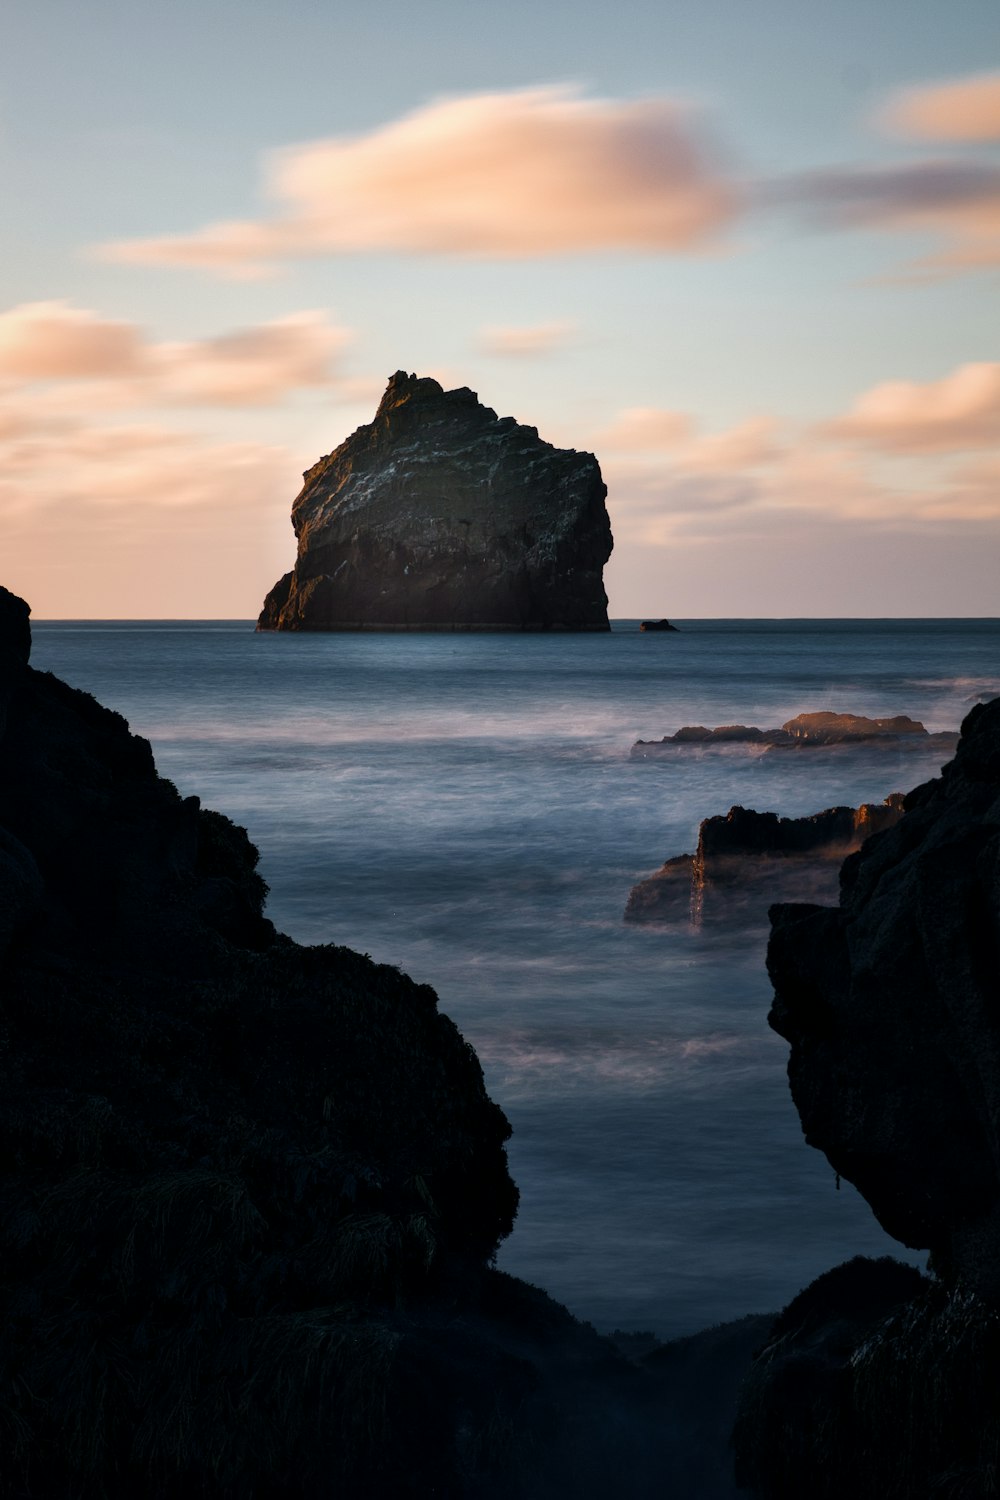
[767, 697, 1000, 1284]
[632, 709, 959, 758]
[625, 796, 905, 925]
[258, 371, 613, 632]
[0, 585, 758, 1497]
[733, 697, 1000, 1499]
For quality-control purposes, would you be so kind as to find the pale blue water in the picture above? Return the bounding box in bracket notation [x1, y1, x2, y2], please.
[30, 618, 1000, 1338]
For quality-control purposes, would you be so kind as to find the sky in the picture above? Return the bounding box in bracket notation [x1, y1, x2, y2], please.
[1, 0, 998, 617]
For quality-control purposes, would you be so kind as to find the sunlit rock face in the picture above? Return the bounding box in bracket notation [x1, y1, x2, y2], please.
[624, 796, 905, 926]
[258, 371, 613, 631]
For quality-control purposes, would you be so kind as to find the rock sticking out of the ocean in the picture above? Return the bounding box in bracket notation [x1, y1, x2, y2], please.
[625, 795, 905, 926]
[258, 371, 613, 632]
[632, 710, 959, 757]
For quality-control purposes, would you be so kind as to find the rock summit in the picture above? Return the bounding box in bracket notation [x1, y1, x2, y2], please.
[258, 372, 613, 631]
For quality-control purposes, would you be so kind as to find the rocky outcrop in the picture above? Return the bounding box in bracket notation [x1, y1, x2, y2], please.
[640, 619, 678, 632]
[632, 710, 959, 757]
[625, 795, 905, 925]
[258, 372, 613, 632]
[734, 696, 1000, 1498]
[0, 586, 764, 1497]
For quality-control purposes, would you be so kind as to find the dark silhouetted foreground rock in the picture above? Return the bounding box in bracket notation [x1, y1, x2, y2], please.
[632, 709, 959, 757]
[734, 696, 1000, 1499]
[258, 371, 613, 632]
[625, 795, 905, 926]
[0, 588, 757, 1498]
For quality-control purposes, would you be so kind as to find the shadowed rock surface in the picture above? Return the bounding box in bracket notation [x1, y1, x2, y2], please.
[1, 586, 762, 1498]
[632, 710, 959, 758]
[734, 697, 1000, 1498]
[625, 795, 905, 926]
[258, 371, 613, 632]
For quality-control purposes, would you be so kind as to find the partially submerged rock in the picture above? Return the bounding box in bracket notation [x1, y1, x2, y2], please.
[632, 710, 959, 758]
[625, 796, 905, 926]
[258, 372, 613, 632]
[640, 618, 679, 632]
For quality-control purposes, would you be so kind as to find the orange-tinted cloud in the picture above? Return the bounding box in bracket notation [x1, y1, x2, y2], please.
[881, 72, 1000, 142]
[679, 417, 782, 470]
[151, 312, 351, 405]
[826, 362, 1000, 452]
[598, 407, 694, 451]
[0, 397, 297, 616]
[0, 302, 145, 378]
[598, 409, 780, 467]
[100, 87, 739, 274]
[477, 321, 577, 357]
[0, 303, 351, 407]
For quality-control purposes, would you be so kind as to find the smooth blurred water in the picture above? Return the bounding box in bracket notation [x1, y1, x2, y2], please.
[30, 618, 1000, 1337]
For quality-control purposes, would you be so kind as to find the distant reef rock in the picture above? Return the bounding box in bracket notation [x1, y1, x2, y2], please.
[734, 696, 1000, 1498]
[632, 710, 959, 758]
[258, 371, 613, 632]
[625, 795, 905, 926]
[640, 618, 679, 632]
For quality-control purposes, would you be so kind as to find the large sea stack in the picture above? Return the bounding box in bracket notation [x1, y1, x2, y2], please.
[258, 371, 613, 631]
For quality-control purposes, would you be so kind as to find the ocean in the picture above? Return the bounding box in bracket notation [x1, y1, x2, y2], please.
[30, 618, 1000, 1340]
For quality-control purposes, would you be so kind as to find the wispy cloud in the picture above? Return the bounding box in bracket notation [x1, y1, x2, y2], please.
[0, 302, 145, 378]
[0, 302, 353, 406]
[825, 362, 1000, 452]
[476, 320, 577, 357]
[768, 159, 1000, 277]
[598, 407, 694, 451]
[599, 364, 1000, 550]
[880, 71, 1000, 143]
[98, 86, 739, 274]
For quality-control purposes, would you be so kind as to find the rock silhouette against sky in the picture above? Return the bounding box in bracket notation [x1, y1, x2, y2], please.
[259, 371, 613, 631]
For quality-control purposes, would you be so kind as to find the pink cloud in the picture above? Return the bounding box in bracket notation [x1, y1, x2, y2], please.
[598, 407, 694, 451]
[881, 72, 1000, 143]
[826, 362, 1000, 452]
[0, 303, 352, 407]
[598, 410, 781, 469]
[477, 320, 577, 357]
[152, 312, 351, 405]
[0, 400, 298, 616]
[0, 302, 145, 379]
[99, 86, 739, 273]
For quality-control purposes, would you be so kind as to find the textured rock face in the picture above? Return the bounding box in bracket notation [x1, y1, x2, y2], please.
[624, 796, 905, 925]
[767, 697, 1000, 1281]
[632, 710, 959, 757]
[258, 371, 613, 631]
[734, 697, 1000, 1498]
[1, 587, 762, 1498]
